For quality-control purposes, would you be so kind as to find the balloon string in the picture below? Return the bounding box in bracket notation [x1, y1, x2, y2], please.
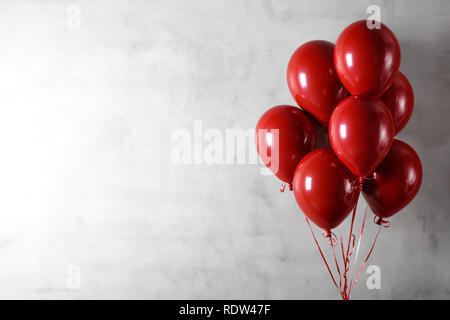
[374, 216, 391, 227]
[324, 231, 343, 297]
[322, 229, 338, 247]
[340, 198, 358, 299]
[331, 241, 343, 296]
[280, 183, 293, 193]
[340, 234, 346, 271]
[346, 199, 358, 261]
[348, 206, 368, 294]
[339, 236, 348, 299]
[305, 217, 340, 292]
[349, 221, 383, 295]
[305, 198, 386, 299]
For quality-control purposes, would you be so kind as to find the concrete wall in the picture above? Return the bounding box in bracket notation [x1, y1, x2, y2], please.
[0, 0, 448, 299]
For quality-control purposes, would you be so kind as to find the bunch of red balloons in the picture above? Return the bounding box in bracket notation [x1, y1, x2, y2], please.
[256, 20, 422, 239]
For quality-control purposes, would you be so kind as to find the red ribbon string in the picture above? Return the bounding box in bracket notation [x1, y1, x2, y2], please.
[374, 216, 391, 227]
[305, 199, 385, 299]
[280, 183, 293, 193]
[331, 240, 343, 295]
[348, 207, 368, 292]
[305, 217, 340, 292]
[347, 213, 390, 295]
[340, 199, 358, 299]
[322, 230, 338, 247]
[349, 221, 382, 295]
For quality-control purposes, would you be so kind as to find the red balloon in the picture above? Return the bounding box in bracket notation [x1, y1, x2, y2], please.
[363, 140, 422, 219]
[287, 40, 348, 127]
[329, 96, 395, 177]
[334, 20, 401, 98]
[255, 105, 316, 184]
[380, 71, 414, 135]
[292, 148, 358, 231]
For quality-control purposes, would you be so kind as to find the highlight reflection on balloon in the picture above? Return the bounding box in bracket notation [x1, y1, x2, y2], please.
[363, 140, 422, 218]
[256, 105, 316, 184]
[287, 40, 348, 127]
[292, 148, 358, 231]
[380, 71, 414, 135]
[334, 20, 401, 98]
[329, 96, 394, 177]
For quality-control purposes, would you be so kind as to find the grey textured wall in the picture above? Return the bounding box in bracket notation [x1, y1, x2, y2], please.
[0, 0, 448, 299]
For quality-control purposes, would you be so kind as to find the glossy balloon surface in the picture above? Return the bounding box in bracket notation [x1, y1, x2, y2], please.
[292, 148, 358, 230]
[363, 140, 422, 218]
[334, 20, 401, 98]
[255, 105, 316, 183]
[287, 40, 348, 127]
[380, 71, 414, 135]
[329, 96, 394, 177]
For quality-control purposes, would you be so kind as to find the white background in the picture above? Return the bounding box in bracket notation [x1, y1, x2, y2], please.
[0, 0, 449, 299]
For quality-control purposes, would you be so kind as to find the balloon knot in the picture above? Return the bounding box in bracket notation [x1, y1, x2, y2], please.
[374, 216, 391, 228]
[355, 175, 374, 191]
[358, 177, 364, 191]
[280, 183, 293, 192]
[322, 229, 338, 246]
